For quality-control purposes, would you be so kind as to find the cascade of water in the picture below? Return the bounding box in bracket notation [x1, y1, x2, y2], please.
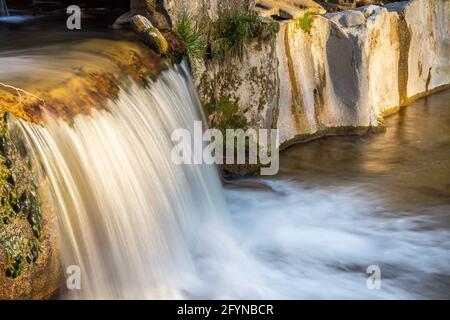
[15, 65, 230, 299]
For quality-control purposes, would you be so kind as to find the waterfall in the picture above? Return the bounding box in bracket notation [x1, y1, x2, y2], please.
[8, 57, 450, 300]
[0, 0, 8, 17]
[14, 64, 230, 299]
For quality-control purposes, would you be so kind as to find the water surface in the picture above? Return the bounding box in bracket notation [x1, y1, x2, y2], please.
[226, 90, 450, 299]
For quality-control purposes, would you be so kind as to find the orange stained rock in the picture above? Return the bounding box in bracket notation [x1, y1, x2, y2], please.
[0, 39, 164, 124]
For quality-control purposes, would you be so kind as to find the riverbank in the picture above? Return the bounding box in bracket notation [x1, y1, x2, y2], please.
[223, 89, 450, 299]
[189, 0, 450, 148]
[118, 0, 450, 175]
[0, 0, 449, 299]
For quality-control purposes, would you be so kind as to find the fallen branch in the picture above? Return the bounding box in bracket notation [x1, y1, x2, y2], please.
[0, 81, 45, 109]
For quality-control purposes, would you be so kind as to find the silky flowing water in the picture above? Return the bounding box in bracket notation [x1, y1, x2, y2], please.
[1, 16, 449, 299]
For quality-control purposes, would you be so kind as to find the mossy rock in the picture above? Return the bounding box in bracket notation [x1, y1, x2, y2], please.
[0, 114, 61, 299]
[131, 15, 169, 55]
[161, 30, 187, 61]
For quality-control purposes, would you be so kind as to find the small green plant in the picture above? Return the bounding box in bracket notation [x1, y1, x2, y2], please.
[205, 98, 248, 132]
[176, 15, 205, 61]
[219, 11, 261, 56]
[296, 11, 316, 34]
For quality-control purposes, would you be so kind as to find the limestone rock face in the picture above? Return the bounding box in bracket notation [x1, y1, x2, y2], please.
[256, 0, 326, 19]
[0, 116, 61, 300]
[194, 0, 450, 147]
[129, 0, 449, 147]
[387, 0, 450, 100]
[356, 4, 383, 18]
[272, 11, 402, 143]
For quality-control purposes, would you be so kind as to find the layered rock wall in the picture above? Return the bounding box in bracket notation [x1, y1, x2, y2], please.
[162, 0, 255, 24]
[169, 0, 449, 146]
[401, 0, 450, 99]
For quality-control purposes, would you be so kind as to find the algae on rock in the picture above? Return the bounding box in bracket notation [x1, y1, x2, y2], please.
[0, 113, 42, 279]
[0, 113, 61, 300]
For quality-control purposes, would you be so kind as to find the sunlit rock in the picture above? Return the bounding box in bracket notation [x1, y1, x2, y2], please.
[256, 0, 326, 19]
[131, 15, 169, 55]
[193, 0, 450, 147]
[387, 0, 450, 100]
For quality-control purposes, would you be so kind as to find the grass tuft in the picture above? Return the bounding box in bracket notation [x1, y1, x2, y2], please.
[296, 11, 316, 34]
[219, 11, 260, 56]
[176, 15, 205, 61]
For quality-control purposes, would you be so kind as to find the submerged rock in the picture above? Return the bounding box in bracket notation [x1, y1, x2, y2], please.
[131, 15, 169, 55]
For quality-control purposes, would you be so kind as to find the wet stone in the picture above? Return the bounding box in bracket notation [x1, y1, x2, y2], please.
[27, 211, 38, 226]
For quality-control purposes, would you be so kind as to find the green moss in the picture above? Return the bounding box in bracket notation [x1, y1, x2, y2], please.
[296, 11, 316, 34]
[0, 112, 42, 279]
[0, 231, 26, 278]
[175, 15, 206, 61]
[205, 98, 250, 162]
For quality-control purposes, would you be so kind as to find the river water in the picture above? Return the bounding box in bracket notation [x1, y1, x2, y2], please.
[227, 90, 450, 299]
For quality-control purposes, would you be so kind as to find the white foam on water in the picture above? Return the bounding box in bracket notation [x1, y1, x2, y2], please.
[223, 180, 450, 299]
[12, 64, 450, 299]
